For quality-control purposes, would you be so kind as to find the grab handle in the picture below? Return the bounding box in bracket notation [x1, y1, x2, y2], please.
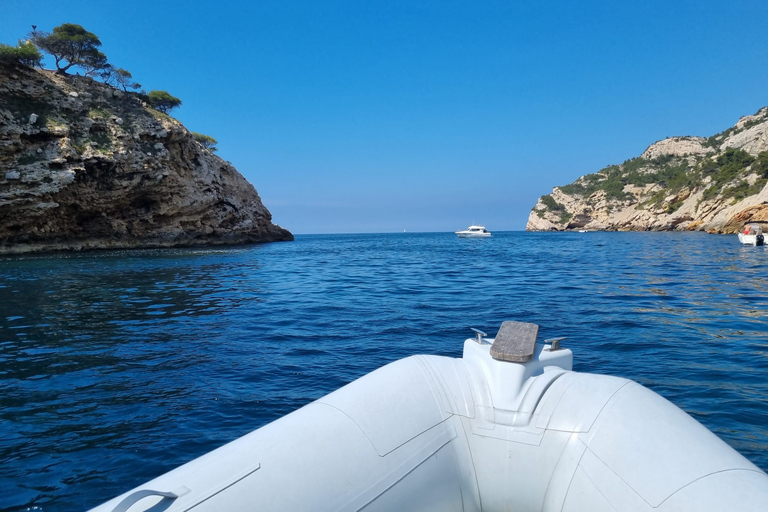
[111, 487, 190, 512]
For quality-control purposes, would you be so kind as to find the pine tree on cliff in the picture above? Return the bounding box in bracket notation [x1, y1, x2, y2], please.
[147, 90, 182, 113]
[101, 66, 141, 92]
[192, 132, 218, 151]
[29, 23, 108, 76]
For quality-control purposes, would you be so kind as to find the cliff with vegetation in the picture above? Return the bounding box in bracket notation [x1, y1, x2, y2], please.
[527, 107, 768, 233]
[0, 62, 292, 254]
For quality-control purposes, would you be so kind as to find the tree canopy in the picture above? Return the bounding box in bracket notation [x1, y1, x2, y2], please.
[147, 90, 182, 113]
[1, 23, 200, 133]
[30, 23, 107, 75]
[0, 40, 43, 67]
[192, 132, 218, 151]
[102, 66, 141, 91]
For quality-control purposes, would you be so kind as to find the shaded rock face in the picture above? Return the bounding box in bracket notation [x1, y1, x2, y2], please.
[0, 63, 292, 254]
[528, 107, 768, 233]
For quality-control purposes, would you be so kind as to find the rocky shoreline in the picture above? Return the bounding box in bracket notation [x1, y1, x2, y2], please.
[0, 63, 292, 255]
[527, 107, 768, 233]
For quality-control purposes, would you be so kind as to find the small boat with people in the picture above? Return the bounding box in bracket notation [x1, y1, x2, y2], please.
[455, 225, 491, 238]
[90, 321, 768, 512]
[738, 223, 765, 246]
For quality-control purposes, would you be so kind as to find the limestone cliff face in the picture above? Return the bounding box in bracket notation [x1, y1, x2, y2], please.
[0, 62, 292, 254]
[527, 107, 768, 233]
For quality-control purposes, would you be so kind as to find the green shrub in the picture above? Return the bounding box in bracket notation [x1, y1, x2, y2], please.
[642, 189, 668, 210]
[87, 107, 111, 119]
[540, 194, 564, 211]
[704, 127, 734, 148]
[650, 154, 675, 167]
[559, 182, 586, 196]
[537, 195, 572, 224]
[17, 153, 44, 165]
[698, 148, 754, 201]
[665, 200, 683, 214]
[716, 148, 754, 177]
[560, 165, 624, 198]
[558, 144, 759, 208]
[0, 41, 43, 67]
[601, 180, 626, 200]
[621, 156, 648, 176]
[753, 151, 768, 179]
[722, 178, 768, 202]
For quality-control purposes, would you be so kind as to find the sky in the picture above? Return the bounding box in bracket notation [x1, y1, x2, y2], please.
[2, 0, 767, 233]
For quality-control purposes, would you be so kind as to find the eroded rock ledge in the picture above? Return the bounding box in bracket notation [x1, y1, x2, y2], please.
[0, 63, 292, 254]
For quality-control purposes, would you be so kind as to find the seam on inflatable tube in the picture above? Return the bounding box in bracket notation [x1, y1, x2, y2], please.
[655, 468, 768, 508]
[337, 419, 458, 511]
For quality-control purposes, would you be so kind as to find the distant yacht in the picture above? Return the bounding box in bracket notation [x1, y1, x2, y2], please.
[455, 225, 491, 238]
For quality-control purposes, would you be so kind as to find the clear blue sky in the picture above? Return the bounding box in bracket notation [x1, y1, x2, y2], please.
[3, 0, 767, 233]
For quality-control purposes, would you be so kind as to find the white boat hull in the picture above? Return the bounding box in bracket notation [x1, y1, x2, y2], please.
[91, 330, 768, 512]
[456, 232, 491, 238]
[739, 232, 765, 246]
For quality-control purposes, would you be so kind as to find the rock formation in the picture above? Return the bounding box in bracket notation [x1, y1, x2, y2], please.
[0, 62, 292, 254]
[527, 107, 768, 233]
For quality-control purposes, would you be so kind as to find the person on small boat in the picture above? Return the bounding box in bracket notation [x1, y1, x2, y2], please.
[745, 226, 751, 234]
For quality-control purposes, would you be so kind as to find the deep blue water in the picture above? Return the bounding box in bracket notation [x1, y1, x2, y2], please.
[1, 231, 768, 511]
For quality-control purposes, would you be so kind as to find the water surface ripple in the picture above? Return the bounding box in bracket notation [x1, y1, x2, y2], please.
[1, 232, 767, 510]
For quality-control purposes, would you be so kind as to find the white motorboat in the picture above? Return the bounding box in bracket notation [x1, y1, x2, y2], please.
[455, 225, 491, 238]
[738, 223, 765, 246]
[90, 321, 768, 512]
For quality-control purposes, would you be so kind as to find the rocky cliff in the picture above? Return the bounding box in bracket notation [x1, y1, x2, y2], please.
[0, 62, 292, 254]
[527, 107, 768, 233]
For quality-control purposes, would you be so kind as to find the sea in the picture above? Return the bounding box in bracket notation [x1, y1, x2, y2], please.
[1, 231, 767, 511]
